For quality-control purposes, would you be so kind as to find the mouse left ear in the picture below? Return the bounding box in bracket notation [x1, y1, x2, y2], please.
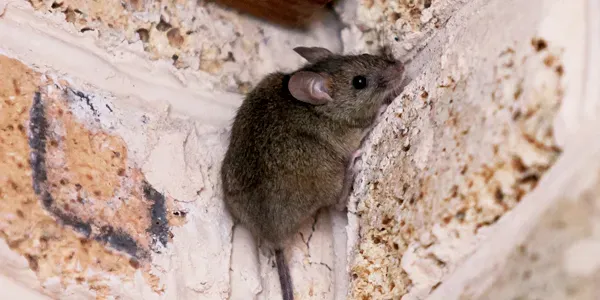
[293, 47, 333, 63]
[288, 71, 332, 105]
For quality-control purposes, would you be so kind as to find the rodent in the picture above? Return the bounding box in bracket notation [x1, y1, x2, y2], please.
[220, 46, 405, 300]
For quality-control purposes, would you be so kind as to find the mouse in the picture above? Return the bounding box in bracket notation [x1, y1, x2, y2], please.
[220, 46, 405, 300]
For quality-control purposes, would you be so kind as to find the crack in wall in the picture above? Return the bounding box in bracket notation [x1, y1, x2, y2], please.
[70, 89, 99, 117]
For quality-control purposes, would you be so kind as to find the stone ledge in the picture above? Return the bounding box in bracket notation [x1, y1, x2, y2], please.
[339, 0, 596, 298]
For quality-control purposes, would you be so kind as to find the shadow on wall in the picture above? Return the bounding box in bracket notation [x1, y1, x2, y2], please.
[210, 0, 333, 28]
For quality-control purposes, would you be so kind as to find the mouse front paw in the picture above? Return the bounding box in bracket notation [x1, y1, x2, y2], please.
[349, 150, 364, 175]
[350, 149, 363, 165]
[335, 198, 349, 211]
[336, 163, 359, 211]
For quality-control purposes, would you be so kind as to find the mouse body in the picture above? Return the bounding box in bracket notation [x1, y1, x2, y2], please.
[221, 47, 405, 300]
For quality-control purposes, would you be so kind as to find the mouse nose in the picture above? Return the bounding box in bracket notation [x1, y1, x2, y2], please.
[383, 61, 405, 83]
[390, 61, 404, 74]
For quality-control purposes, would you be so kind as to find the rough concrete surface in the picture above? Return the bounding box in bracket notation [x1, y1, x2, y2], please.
[341, 0, 572, 298]
[0, 0, 598, 299]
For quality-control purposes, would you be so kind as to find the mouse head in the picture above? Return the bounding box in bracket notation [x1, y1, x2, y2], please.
[289, 46, 405, 125]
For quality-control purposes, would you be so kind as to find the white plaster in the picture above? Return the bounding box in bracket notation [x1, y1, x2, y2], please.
[563, 239, 600, 277]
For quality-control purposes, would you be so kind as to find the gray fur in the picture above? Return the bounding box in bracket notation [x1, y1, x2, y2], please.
[221, 48, 405, 300]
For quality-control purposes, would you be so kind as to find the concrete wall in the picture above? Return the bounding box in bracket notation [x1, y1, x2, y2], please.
[0, 0, 598, 299]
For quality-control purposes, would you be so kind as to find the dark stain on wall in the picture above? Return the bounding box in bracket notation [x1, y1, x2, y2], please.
[29, 91, 93, 237]
[28, 91, 171, 260]
[144, 181, 169, 252]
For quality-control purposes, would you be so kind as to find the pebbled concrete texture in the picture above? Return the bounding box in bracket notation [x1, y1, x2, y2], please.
[338, 0, 597, 299]
[0, 0, 598, 299]
[345, 10, 563, 300]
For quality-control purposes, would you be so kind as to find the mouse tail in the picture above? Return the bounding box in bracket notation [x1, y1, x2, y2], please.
[275, 248, 294, 300]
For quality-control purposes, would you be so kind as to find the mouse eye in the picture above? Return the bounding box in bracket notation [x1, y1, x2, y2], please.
[352, 75, 367, 89]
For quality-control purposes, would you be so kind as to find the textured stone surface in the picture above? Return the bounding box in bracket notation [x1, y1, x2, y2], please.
[427, 0, 600, 298]
[339, 0, 586, 298]
[0, 55, 166, 298]
[335, 0, 470, 60]
[23, 0, 341, 93]
[1, 0, 598, 298]
[348, 37, 562, 300]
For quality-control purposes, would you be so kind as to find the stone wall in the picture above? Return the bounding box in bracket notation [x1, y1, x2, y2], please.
[1, 0, 598, 299]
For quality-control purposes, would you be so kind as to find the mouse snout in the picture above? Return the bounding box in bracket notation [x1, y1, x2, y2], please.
[380, 61, 406, 104]
[382, 62, 405, 84]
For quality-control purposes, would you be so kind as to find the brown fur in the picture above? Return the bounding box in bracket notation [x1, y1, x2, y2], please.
[221, 48, 405, 299]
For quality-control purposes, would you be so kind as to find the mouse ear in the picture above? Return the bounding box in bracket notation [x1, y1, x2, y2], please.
[293, 47, 333, 63]
[288, 71, 332, 105]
